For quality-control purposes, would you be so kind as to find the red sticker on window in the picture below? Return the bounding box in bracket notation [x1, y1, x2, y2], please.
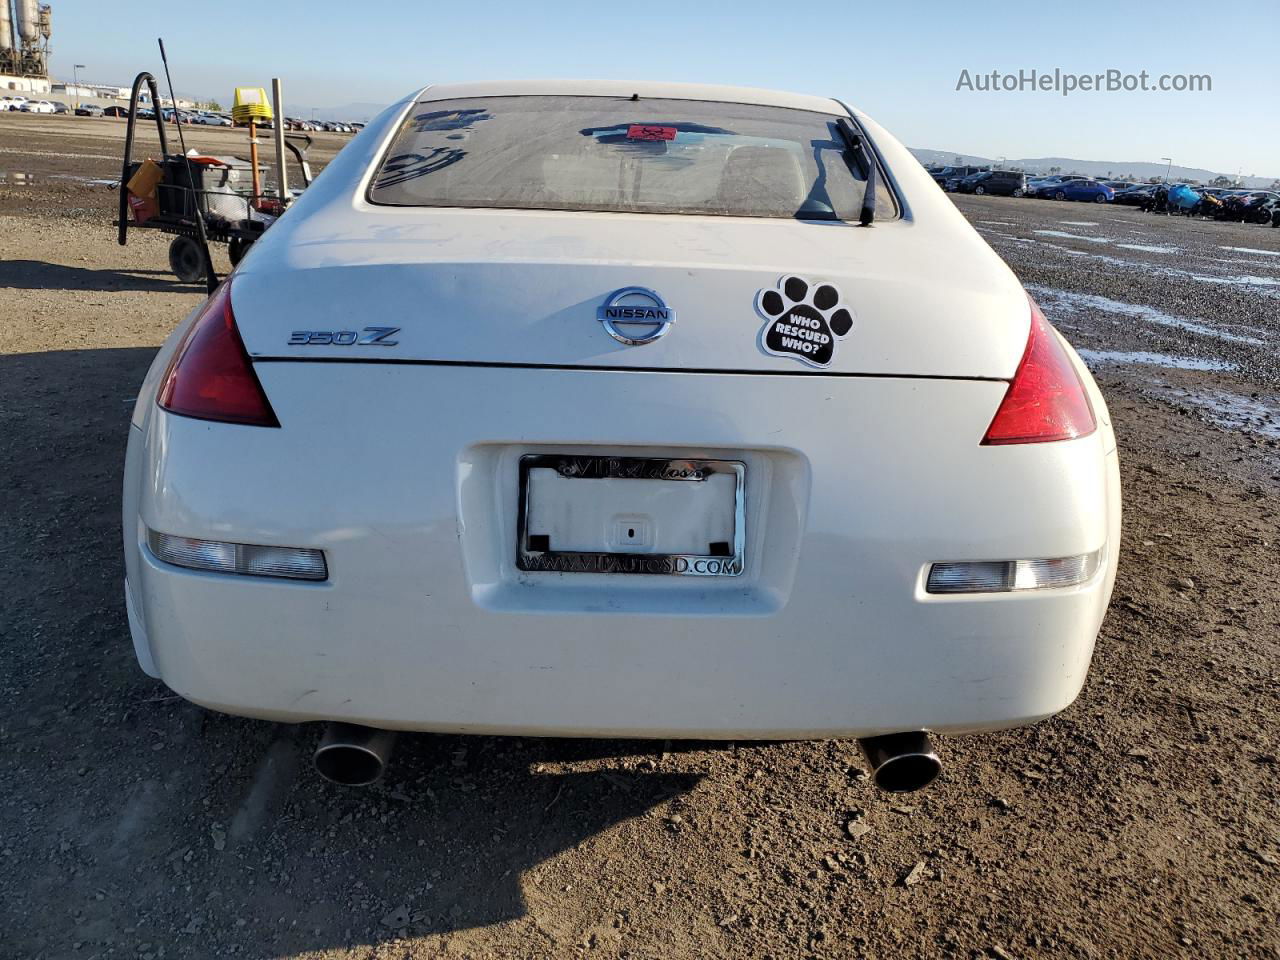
[626, 124, 677, 141]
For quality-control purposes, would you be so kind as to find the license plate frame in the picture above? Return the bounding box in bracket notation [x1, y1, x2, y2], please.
[516, 455, 746, 576]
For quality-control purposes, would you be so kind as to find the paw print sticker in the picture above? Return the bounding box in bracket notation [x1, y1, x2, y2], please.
[756, 276, 854, 368]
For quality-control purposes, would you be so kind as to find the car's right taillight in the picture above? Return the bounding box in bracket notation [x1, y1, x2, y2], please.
[157, 280, 279, 427]
[981, 295, 1095, 445]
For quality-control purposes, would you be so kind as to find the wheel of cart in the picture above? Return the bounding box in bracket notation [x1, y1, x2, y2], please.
[228, 236, 253, 267]
[168, 235, 208, 282]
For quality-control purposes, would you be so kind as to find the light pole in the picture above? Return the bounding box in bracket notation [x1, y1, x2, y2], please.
[73, 63, 86, 110]
[1161, 157, 1172, 183]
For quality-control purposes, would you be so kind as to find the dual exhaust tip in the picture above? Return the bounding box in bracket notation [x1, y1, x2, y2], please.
[312, 723, 941, 794]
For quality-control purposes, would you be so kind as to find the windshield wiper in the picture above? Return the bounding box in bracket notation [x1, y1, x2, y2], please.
[837, 119, 877, 227]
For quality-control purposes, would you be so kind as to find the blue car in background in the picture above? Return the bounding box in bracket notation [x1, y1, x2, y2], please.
[1044, 179, 1115, 203]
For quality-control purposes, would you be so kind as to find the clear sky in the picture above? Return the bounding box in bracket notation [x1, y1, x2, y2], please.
[46, 0, 1278, 176]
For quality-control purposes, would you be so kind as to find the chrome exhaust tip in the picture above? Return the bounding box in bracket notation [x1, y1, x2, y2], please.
[858, 732, 941, 793]
[313, 722, 396, 786]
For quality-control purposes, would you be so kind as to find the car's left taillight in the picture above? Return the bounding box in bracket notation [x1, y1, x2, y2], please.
[157, 280, 279, 427]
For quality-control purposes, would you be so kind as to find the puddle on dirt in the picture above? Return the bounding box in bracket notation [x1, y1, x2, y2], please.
[975, 228, 1035, 243]
[988, 234, 1280, 296]
[1192, 274, 1280, 288]
[1080, 347, 1280, 443]
[1203, 256, 1280, 268]
[1148, 384, 1280, 440]
[1076, 349, 1235, 372]
[1034, 229, 1111, 243]
[1028, 284, 1264, 345]
[1219, 246, 1280, 257]
[1020, 242, 1280, 293]
[1116, 243, 1181, 254]
[0, 170, 117, 186]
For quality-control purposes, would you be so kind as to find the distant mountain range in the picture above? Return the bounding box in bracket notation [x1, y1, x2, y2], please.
[908, 148, 1277, 188]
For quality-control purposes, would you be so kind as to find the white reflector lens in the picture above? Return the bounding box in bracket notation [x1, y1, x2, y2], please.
[148, 530, 327, 581]
[148, 533, 236, 574]
[927, 550, 1100, 594]
[1012, 554, 1097, 590]
[927, 560, 1012, 593]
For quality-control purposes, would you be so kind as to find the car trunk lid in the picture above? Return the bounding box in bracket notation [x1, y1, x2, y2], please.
[232, 206, 1029, 379]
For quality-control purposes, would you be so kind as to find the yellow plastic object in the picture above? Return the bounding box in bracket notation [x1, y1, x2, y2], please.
[231, 87, 273, 125]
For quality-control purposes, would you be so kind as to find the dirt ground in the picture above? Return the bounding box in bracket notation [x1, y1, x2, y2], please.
[1, 114, 1278, 960]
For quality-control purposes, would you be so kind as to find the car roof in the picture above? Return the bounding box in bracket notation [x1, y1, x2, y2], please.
[414, 79, 845, 114]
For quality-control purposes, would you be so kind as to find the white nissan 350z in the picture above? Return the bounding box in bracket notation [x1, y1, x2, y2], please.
[122, 80, 1120, 790]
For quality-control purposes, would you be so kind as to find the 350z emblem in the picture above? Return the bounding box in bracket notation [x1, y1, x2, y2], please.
[288, 326, 400, 346]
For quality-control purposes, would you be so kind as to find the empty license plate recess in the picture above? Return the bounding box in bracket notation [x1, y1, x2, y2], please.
[517, 455, 745, 576]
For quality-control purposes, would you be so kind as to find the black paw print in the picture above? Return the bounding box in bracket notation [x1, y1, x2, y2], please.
[756, 276, 854, 367]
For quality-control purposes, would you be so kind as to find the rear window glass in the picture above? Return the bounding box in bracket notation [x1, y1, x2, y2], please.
[369, 96, 896, 221]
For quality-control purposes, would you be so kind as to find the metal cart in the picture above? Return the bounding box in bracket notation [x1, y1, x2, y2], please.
[115, 71, 313, 282]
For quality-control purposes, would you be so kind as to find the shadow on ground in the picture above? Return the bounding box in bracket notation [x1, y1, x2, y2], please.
[0, 258, 196, 292]
[0, 346, 706, 958]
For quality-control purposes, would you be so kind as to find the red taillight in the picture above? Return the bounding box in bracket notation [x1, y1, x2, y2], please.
[158, 281, 279, 427]
[981, 295, 1095, 445]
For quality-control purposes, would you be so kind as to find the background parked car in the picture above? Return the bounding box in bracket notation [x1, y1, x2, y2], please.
[1232, 191, 1280, 224]
[1026, 175, 1089, 197]
[1112, 184, 1156, 206]
[74, 104, 104, 117]
[929, 165, 987, 189]
[103, 106, 130, 118]
[931, 165, 988, 188]
[20, 99, 56, 113]
[1, 94, 28, 111]
[50, 100, 69, 114]
[194, 113, 232, 126]
[958, 170, 1028, 197]
[1045, 179, 1115, 203]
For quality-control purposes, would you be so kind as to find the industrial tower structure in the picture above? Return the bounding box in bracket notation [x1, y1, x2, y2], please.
[0, 0, 52, 87]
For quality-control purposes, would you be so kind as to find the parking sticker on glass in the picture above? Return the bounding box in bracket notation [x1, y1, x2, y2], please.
[626, 124, 678, 141]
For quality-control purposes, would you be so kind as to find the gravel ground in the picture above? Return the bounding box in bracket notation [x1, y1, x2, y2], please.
[1, 118, 1278, 960]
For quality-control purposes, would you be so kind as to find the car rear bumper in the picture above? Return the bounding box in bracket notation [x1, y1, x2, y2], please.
[124, 365, 1120, 738]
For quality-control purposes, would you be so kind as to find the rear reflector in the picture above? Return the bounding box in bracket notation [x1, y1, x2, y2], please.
[981, 295, 1095, 445]
[148, 529, 327, 581]
[926, 550, 1101, 594]
[158, 280, 279, 427]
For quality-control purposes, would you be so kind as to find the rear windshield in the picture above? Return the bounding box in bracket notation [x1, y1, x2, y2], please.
[369, 96, 896, 221]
